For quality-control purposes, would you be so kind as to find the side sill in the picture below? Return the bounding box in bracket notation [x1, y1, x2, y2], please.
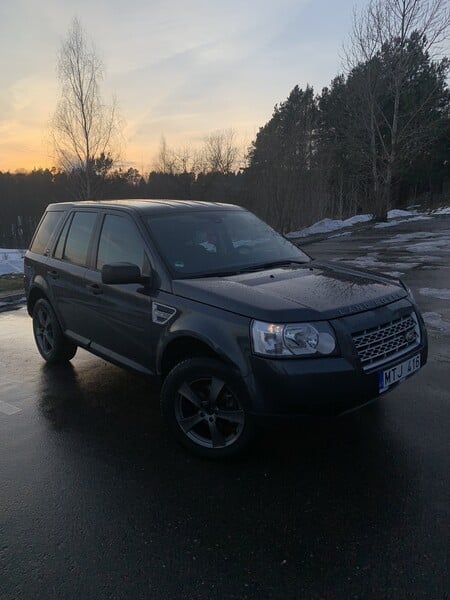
[65, 330, 90, 347]
[89, 342, 154, 376]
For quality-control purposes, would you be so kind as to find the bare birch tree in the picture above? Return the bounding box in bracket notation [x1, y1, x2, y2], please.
[153, 137, 202, 174]
[153, 136, 178, 174]
[344, 0, 449, 219]
[153, 131, 241, 175]
[202, 129, 240, 174]
[51, 18, 121, 199]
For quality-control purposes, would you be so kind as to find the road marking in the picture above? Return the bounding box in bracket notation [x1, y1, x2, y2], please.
[0, 401, 22, 415]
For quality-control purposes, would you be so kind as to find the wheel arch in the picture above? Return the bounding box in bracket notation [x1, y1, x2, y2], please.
[158, 334, 237, 380]
[27, 283, 50, 316]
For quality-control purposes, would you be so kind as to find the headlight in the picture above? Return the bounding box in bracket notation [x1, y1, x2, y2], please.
[251, 320, 337, 357]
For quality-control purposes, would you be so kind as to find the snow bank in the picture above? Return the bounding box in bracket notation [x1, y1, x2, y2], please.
[286, 204, 449, 239]
[0, 249, 25, 276]
[387, 209, 418, 218]
[432, 207, 450, 216]
[286, 214, 372, 238]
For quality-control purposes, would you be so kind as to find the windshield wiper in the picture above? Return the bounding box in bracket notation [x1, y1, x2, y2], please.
[190, 269, 243, 278]
[237, 260, 308, 273]
[189, 260, 309, 279]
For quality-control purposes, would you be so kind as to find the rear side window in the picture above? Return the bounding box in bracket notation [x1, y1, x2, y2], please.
[96, 214, 146, 272]
[30, 211, 63, 254]
[54, 214, 73, 260]
[63, 212, 97, 267]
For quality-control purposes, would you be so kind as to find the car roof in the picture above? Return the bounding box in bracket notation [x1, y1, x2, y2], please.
[46, 199, 244, 215]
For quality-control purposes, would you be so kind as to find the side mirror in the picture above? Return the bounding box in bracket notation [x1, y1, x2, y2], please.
[101, 262, 143, 285]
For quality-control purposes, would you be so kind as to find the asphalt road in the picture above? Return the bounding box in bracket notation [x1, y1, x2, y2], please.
[1, 217, 449, 599]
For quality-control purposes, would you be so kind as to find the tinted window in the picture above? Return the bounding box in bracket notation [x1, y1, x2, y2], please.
[30, 211, 63, 254]
[145, 210, 309, 277]
[96, 214, 146, 272]
[63, 212, 97, 266]
[54, 214, 72, 259]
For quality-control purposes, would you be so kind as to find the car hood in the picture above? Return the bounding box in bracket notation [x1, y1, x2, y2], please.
[172, 261, 408, 322]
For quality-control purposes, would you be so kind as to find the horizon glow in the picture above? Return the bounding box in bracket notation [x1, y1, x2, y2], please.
[0, 0, 370, 173]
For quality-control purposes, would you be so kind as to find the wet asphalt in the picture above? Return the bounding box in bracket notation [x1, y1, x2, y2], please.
[1, 217, 449, 599]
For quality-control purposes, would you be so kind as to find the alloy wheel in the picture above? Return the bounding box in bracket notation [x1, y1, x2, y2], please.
[34, 306, 54, 355]
[174, 376, 245, 449]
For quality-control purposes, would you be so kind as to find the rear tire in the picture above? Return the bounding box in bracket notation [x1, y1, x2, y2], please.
[160, 357, 255, 458]
[32, 298, 77, 364]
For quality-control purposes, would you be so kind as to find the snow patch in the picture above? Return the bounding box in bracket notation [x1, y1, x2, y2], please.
[340, 257, 385, 268]
[286, 206, 447, 239]
[387, 209, 419, 218]
[328, 231, 352, 238]
[286, 214, 372, 238]
[422, 312, 450, 332]
[432, 207, 450, 216]
[0, 249, 25, 276]
[338, 256, 418, 273]
[419, 288, 450, 300]
[406, 239, 450, 253]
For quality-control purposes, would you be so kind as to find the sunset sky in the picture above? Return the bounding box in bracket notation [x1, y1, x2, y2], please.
[0, 0, 369, 173]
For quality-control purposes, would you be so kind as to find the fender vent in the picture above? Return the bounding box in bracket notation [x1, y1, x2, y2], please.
[152, 302, 176, 325]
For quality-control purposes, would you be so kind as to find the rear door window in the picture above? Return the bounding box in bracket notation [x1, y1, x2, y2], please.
[54, 214, 73, 260]
[30, 211, 64, 255]
[63, 212, 97, 267]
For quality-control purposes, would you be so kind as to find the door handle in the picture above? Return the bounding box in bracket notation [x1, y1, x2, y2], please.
[86, 283, 103, 295]
[48, 270, 59, 280]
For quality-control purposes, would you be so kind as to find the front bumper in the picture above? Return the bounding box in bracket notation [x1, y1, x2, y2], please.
[244, 341, 428, 418]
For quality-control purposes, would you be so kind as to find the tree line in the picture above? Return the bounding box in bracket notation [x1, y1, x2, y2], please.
[0, 167, 246, 247]
[246, 0, 449, 231]
[0, 0, 449, 247]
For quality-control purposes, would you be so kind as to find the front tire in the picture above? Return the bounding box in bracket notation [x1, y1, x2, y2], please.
[160, 358, 254, 458]
[32, 298, 77, 364]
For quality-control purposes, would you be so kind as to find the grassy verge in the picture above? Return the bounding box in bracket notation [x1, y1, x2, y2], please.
[0, 273, 25, 294]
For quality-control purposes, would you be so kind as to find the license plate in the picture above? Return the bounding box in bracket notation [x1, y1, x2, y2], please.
[378, 354, 421, 393]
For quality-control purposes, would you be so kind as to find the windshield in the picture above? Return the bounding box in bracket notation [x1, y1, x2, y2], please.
[145, 209, 309, 278]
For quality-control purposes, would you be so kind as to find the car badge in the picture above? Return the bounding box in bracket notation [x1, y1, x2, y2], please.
[405, 330, 416, 343]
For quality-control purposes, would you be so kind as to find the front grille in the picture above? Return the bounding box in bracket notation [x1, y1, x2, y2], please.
[352, 313, 420, 371]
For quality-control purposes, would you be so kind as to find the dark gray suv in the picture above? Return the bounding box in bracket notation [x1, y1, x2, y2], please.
[25, 200, 428, 457]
